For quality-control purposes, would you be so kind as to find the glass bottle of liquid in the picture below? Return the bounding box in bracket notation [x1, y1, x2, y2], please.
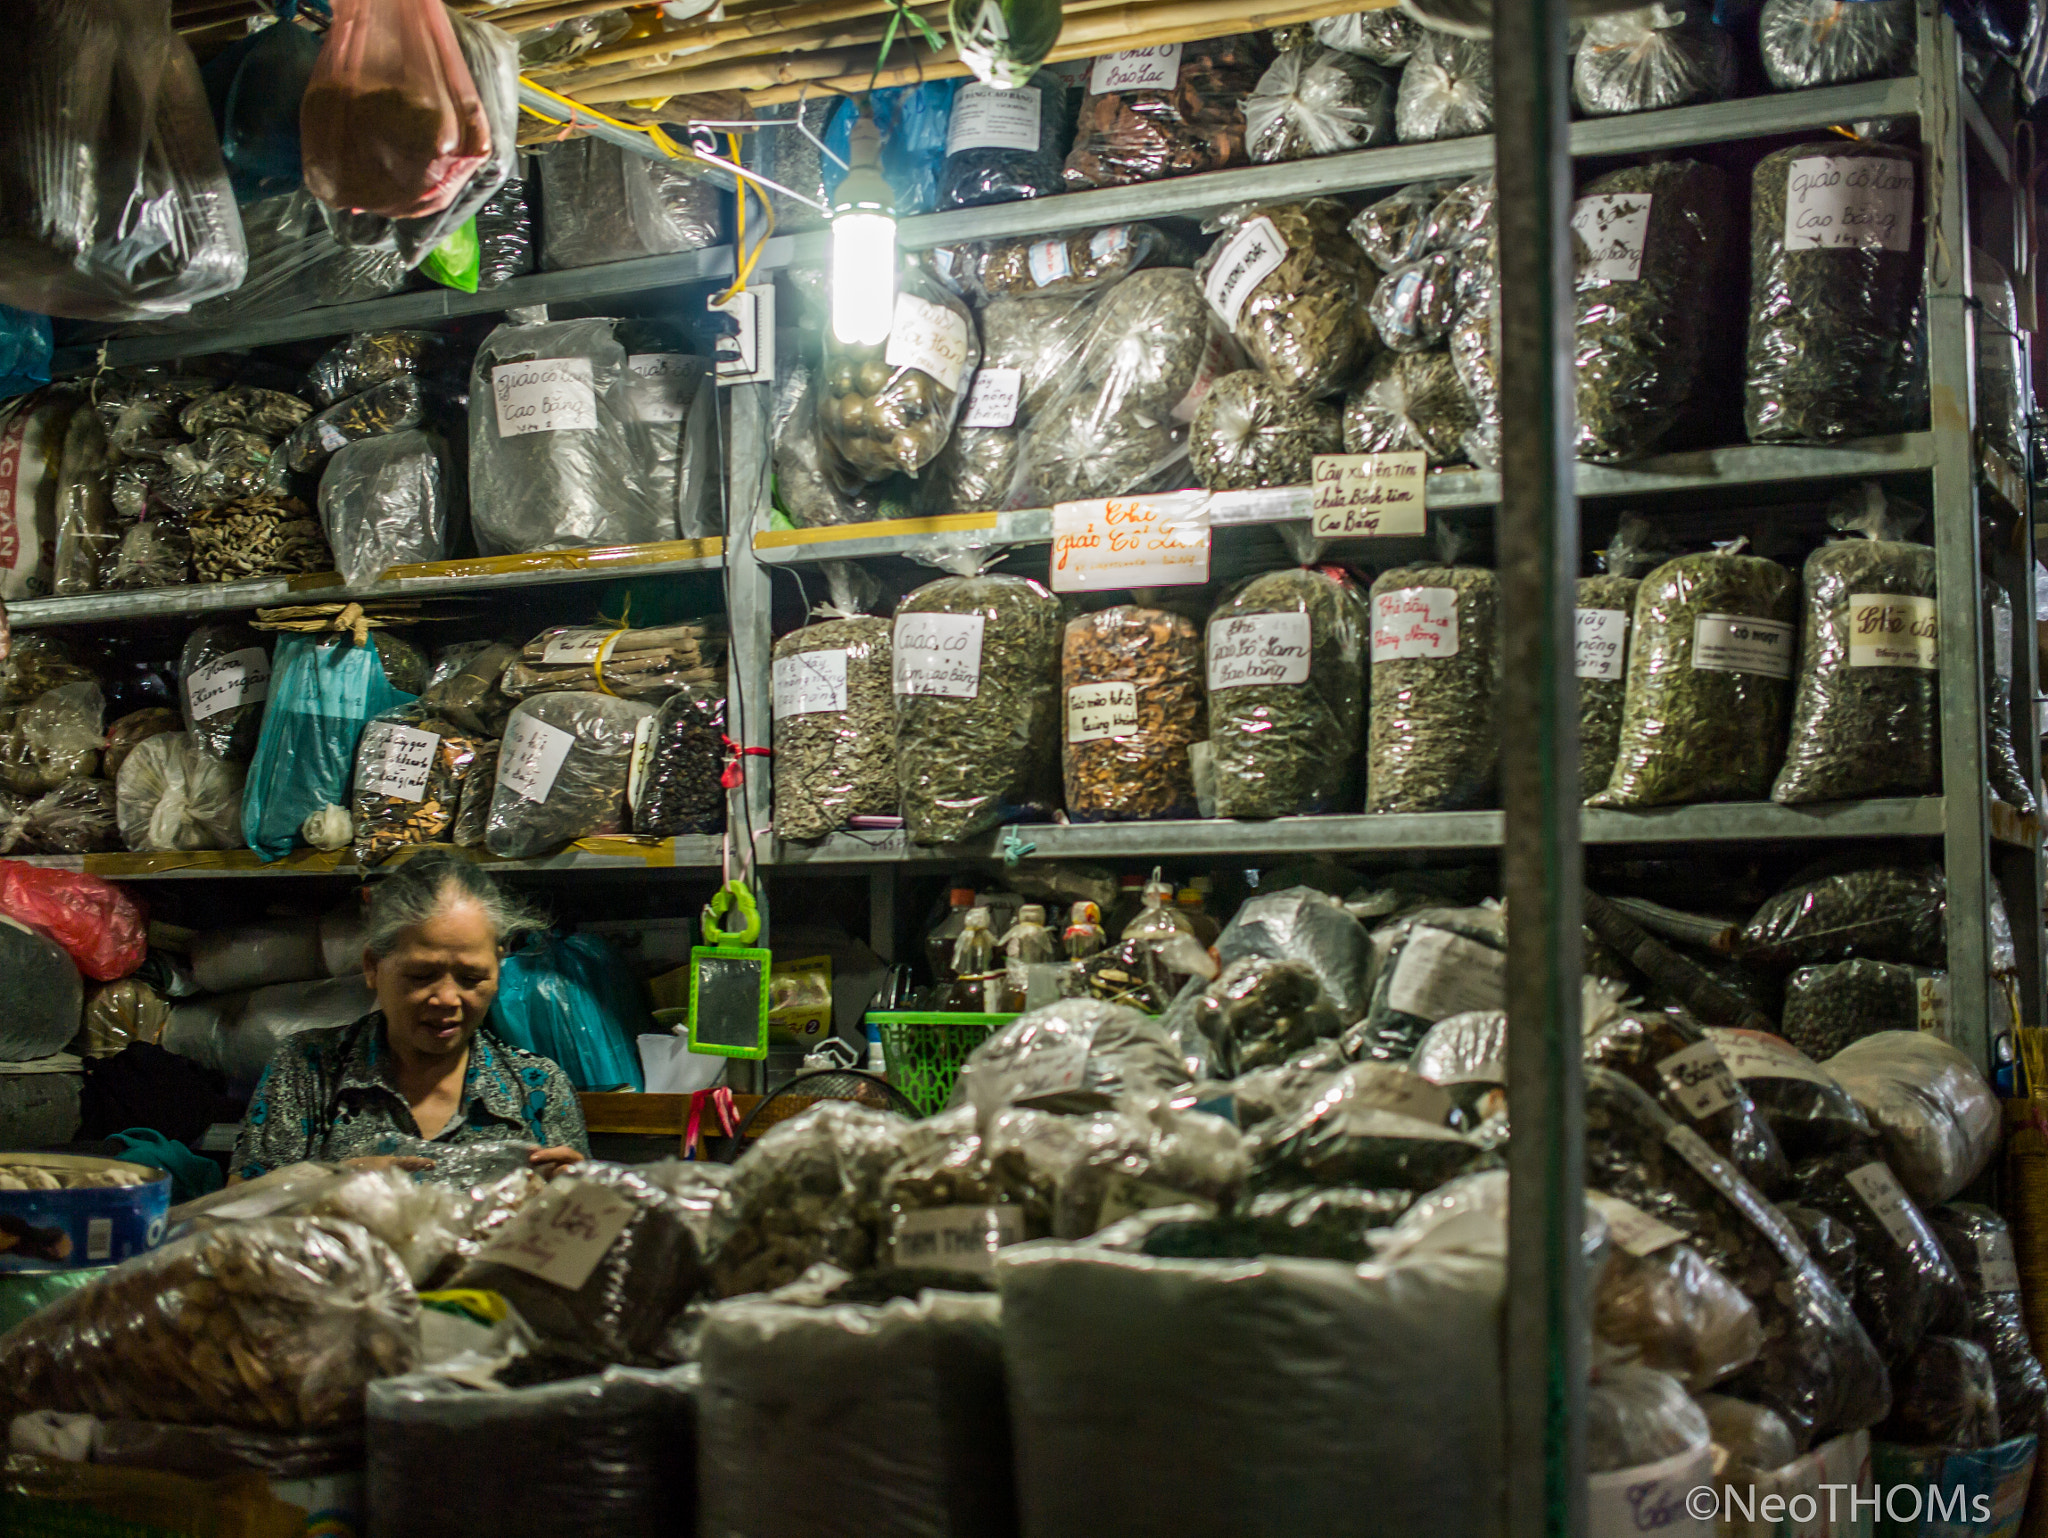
[950, 907, 998, 1012]
[927, 885, 978, 983]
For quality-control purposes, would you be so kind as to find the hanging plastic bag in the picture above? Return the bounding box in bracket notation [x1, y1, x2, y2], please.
[300, 0, 492, 220]
[1243, 46, 1397, 162]
[1196, 200, 1381, 399]
[938, 74, 1076, 209]
[0, 858, 145, 981]
[204, 15, 323, 203]
[178, 192, 406, 325]
[485, 692, 654, 859]
[1759, 0, 1914, 88]
[115, 731, 247, 852]
[1395, 31, 1494, 143]
[491, 933, 651, 1092]
[819, 258, 980, 483]
[1190, 371, 1342, 490]
[952, 0, 1064, 87]
[1573, 4, 1736, 116]
[318, 430, 453, 588]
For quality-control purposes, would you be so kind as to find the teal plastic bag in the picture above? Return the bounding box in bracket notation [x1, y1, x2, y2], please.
[490, 932, 651, 1092]
[0, 305, 50, 399]
[240, 634, 415, 861]
[1871, 1435, 2037, 1536]
[107, 1128, 224, 1203]
[202, 17, 322, 203]
[824, 81, 958, 215]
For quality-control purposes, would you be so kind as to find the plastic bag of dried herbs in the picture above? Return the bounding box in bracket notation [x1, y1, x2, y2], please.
[484, 691, 655, 860]
[1215, 885, 1376, 1026]
[1778, 1203, 1860, 1303]
[1591, 543, 1797, 808]
[1772, 488, 1938, 805]
[307, 330, 459, 408]
[1739, 863, 1948, 969]
[1313, 9, 1423, 64]
[1876, 1335, 2001, 1450]
[1248, 1060, 1489, 1191]
[1573, 160, 1730, 463]
[179, 623, 273, 765]
[1572, 4, 1736, 116]
[820, 259, 980, 483]
[1192, 957, 1343, 1078]
[772, 366, 882, 529]
[1196, 200, 1380, 399]
[1576, 517, 1659, 801]
[1063, 37, 1269, 188]
[114, 732, 245, 852]
[180, 386, 312, 439]
[1449, 308, 1501, 467]
[1368, 552, 1501, 815]
[1395, 31, 1493, 143]
[349, 706, 482, 867]
[1759, 0, 1914, 89]
[318, 430, 454, 589]
[1343, 349, 1476, 463]
[1190, 370, 1340, 490]
[1348, 181, 1458, 270]
[774, 602, 896, 842]
[1409, 1009, 1508, 1126]
[957, 999, 1191, 1118]
[1745, 142, 1923, 443]
[1984, 581, 2037, 814]
[749, 97, 836, 235]
[1061, 604, 1205, 822]
[537, 138, 723, 270]
[1926, 1204, 2048, 1438]
[1351, 904, 1506, 1063]
[418, 640, 519, 740]
[453, 741, 496, 848]
[1824, 1032, 2000, 1207]
[958, 223, 1176, 301]
[938, 74, 1076, 210]
[281, 378, 429, 477]
[1243, 46, 1396, 163]
[1780, 959, 1945, 1062]
[893, 572, 1061, 844]
[1590, 1210, 1766, 1391]
[1207, 567, 1369, 819]
[632, 686, 726, 838]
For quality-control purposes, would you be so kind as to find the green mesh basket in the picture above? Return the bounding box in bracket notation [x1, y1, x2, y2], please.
[869, 1011, 1016, 1117]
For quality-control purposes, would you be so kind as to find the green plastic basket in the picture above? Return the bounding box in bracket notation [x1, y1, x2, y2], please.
[868, 1011, 1017, 1117]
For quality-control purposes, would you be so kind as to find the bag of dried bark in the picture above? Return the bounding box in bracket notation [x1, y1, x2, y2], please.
[1589, 1192, 1765, 1391]
[350, 706, 481, 866]
[501, 621, 725, 705]
[1190, 370, 1341, 490]
[1342, 349, 1477, 463]
[1368, 548, 1501, 814]
[1351, 903, 1506, 1063]
[1395, 31, 1493, 143]
[1572, 4, 1736, 116]
[1703, 1027, 1874, 1163]
[1740, 863, 1949, 969]
[774, 602, 896, 842]
[1824, 1032, 2000, 1207]
[631, 686, 725, 838]
[1875, 1335, 2001, 1450]
[938, 73, 1076, 210]
[893, 571, 1061, 844]
[1780, 959, 1947, 1061]
[1313, 8, 1424, 64]
[1591, 542, 1797, 808]
[1207, 567, 1369, 819]
[1063, 38, 1269, 189]
[1927, 1204, 2048, 1437]
[484, 691, 655, 860]
[1759, 0, 1914, 89]
[1773, 486, 1938, 804]
[1250, 1059, 1490, 1191]
[819, 258, 980, 483]
[1196, 200, 1380, 398]
[1576, 516, 1661, 800]
[1061, 604, 1205, 822]
[1243, 45, 1396, 163]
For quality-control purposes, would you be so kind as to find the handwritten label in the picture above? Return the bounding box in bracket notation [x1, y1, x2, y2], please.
[1784, 155, 1914, 252]
[885, 292, 970, 393]
[1589, 1193, 1686, 1258]
[1090, 44, 1181, 94]
[893, 613, 985, 699]
[358, 721, 439, 802]
[1917, 974, 1949, 1035]
[1691, 612, 1792, 678]
[892, 1205, 1025, 1275]
[1208, 613, 1311, 690]
[1386, 927, 1505, 1021]
[186, 648, 270, 722]
[500, 712, 575, 803]
[1027, 239, 1072, 287]
[1067, 681, 1139, 743]
[1090, 226, 1131, 262]
[1050, 493, 1210, 593]
[1586, 1442, 1715, 1538]
[1705, 1028, 1833, 1086]
[626, 353, 695, 423]
[1655, 1040, 1740, 1121]
[1372, 586, 1460, 662]
[773, 650, 849, 716]
[492, 358, 598, 436]
[1572, 194, 1652, 282]
[1848, 593, 1938, 669]
[541, 627, 617, 664]
[946, 82, 1041, 154]
[1310, 452, 1427, 537]
[1202, 215, 1288, 330]
[1846, 1161, 1922, 1252]
[959, 366, 1022, 429]
[626, 714, 655, 814]
[1977, 1228, 2022, 1294]
[476, 1178, 637, 1291]
[1575, 609, 1628, 681]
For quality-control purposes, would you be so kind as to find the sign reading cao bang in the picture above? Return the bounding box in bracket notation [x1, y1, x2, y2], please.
[1050, 491, 1211, 593]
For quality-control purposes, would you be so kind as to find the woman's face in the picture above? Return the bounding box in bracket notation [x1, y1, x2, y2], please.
[364, 898, 501, 1060]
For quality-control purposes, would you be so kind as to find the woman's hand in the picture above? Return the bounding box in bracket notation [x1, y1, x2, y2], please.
[342, 1155, 437, 1174]
[528, 1146, 585, 1177]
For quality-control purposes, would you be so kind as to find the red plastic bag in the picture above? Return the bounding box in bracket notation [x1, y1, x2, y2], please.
[300, 0, 492, 220]
[0, 859, 146, 981]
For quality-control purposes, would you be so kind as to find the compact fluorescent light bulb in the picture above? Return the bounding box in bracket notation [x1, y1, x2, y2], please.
[830, 104, 897, 348]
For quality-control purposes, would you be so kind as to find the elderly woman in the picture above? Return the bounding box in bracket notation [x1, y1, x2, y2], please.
[231, 850, 588, 1182]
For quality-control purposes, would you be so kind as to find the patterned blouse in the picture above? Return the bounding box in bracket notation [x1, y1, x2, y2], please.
[231, 1013, 589, 1181]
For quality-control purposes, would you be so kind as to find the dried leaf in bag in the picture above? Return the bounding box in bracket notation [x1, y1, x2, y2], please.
[1348, 182, 1459, 270]
[350, 707, 480, 866]
[1577, 573, 1640, 800]
[180, 623, 272, 764]
[1190, 370, 1340, 490]
[1572, 4, 1736, 117]
[1395, 31, 1493, 143]
[1343, 349, 1476, 463]
[1062, 605, 1204, 822]
[484, 691, 654, 860]
[820, 261, 979, 482]
[632, 687, 725, 838]
[1243, 46, 1396, 163]
[1759, 0, 1914, 89]
[1197, 200, 1379, 398]
[1063, 37, 1268, 188]
[1369, 564, 1501, 814]
[1780, 960, 1946, 1060]
[180, 387, 312, 439]
[773, 615, 895, 841]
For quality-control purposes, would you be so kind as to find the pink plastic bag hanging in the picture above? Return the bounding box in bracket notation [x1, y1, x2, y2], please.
[300, 0, 493, 220]
[0, 859, 147, 982]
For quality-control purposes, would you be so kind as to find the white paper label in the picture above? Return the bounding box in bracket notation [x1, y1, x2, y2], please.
[1345, 1068, 1454, 1126]
[626, 714, 655, 815]
[1090, 226, 1132, 262]
[1655, 1040, 1740, 1121]
[1208, 613, 1312, 690]
[1027, 239, 1072, 288]
[1847, 593, 1938, 670]
[187, 647, 270, 722]
[946, 82, 1042, 154]
[1372, 586, 1461, 662]
[893, 613, 985, 699]
[884, 292, 970, 394]
[893, 1205, 1024, 1274]
[1310, 452, 1427, 538]
[1783, 155, 1914, 252]
[1098, 1176, 1214, 1227]
[1586, 1443, 1715, 1538]
[1917, 974, 1949, 1035]
[1588, 1193, 1686, 1258]
[1050, 493, 1211, 593]
[317, 421, 350, 452]
[959, 366, 1022, 429]
[1090, 44, 1181, 94]
[541, 627, 617, 664]
[492, 358, 598, 436]
[1846, 1161, 1922, 1252]
[1387, 927, 1507, 1021]
[358, 721, 440, 803]
[774, 650, 850, 716]
[627, 353, 694, 423]
[1995, 603, 2014, 683]
[1705, 1028, 1832, 1086]
[1691, 612, 1793, 678]
[1067, 681, 1139, 743]
[1977, 1229, 2022, 1294]
[1202, 215, 1289, 330]
[475, 1177, 638, 1291]
[1575, 609, 1628, 681]
[500, 713, 576, 804]
[1572, 193, 1652, 281]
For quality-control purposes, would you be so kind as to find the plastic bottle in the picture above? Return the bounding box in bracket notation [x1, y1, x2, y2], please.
[1105, 872, 1148, 939]
[1064, 900, 1107, 961]
[928, 885, 978, 982]
[950, 906, 998, 1012]
[999, 902, 1058, 1010]
[1121, 869, 1194, 945]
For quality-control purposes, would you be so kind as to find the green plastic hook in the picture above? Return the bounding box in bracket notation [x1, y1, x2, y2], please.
[701, 879, 762, 948]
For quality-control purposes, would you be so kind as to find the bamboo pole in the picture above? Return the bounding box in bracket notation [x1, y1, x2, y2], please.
[542, 5, 951, 90]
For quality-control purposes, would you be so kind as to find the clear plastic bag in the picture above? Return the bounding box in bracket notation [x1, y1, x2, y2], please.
[106, 517, 192, 590]
[1573, 4, 1736, 116]
[1191, 369, 1341, 490]
[1395, 31, 1494, 143]
[1759, 0, 1915, 88]
[1368, 561, 1502, 814]
[957, 998, 1191, 1118]
[81, 977, 171, 1058]
[893, 572, 1061, 845]
[1973, 252, 2028, 468]
[1197, 200, 1380, 399]
[1984, 582, 2037, 814]
[491, 932, 648, 1091]
[1587, 1362, 1714, 1472]
[475, 171, 535, 289]
[180, 623, 272, 765]
[300, 0, 490, 220]
[1591, 546, 1798, 807]
[453, 741, 497, 848]
[418, 645, 516, 743]
[1824, 1032, 2000, 1207]
[182, 1162, 464, 1287]
[54, 410, 119, 598]
[115, 731, 246, 852]
[501, 620, 725, 705]
[1781, 959, 1944, 1061]
[0, 1216, 417, 1432]
[938, 73, 1075, 209]
[1342, 348, 1478, 462]
[485, 691, 653, 859]
[1782, 1203, 1861, 1305]
[1704, 1026, 1874, 1164]
[1745, 142, 1923, 443]
[1591, 1209, 1765, 1390]
[1927, 1204, 2048, 1438]
[1063, 36, 1268, 188]
[1244, 45, 1397, 162]
[1314, 8, 1424, 63]
[318, 429, 452, 588]
[283, 378, 429, 476]
[1061, 605, 1205, 822]
[1208, 568, 1369, 819]
[104, 706, 179, 784]
[1367, 249, 1475, 356]
[771, 365, 882, 529]
[536, 139, 722, 270]
[0, 681, 105, 794]
[819, 259, 979, 483]
[163, 428, 288, 510]
[958, 224, 1174, 302]
[12, 776, 121, 854]
[0, 0, 246, 321]
[1250, 1060, 1490, 1191]
[1352, 904, 1507, 1063]
[773, 613, 895, 841]
[1348, 179, 1464, 269]
[177, 193, 404, 326]
[1193, 956, 1343, 1077]
[0, 920, 82, 1058]
[748, 98, 836, 235]
[1215, 886, 1376, 1026]
[1876, 1335, 2001, 1450]
[632, 687, 725, 838]
[350, 707, 481, 866]
[1740, 863, 1949, 968]
[1577, 553, 1647, 798]
[1410, 1009, 1509, 1124]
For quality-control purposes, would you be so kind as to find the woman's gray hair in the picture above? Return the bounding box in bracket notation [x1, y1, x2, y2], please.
[363, 849, 549, 959]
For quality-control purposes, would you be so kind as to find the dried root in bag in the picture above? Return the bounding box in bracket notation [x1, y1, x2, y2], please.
[1352, 904, 1506, 1063]
[1592, 546, 1797, 808]
[180, 386, 313, 439]
[961, 223, 1172, 301]
[189, 496, 332, 583]
[1313, 9, 1423, 65]
[1759, 0, 1914, 89]
[1876, 1335, 2001, 1450]
[1062, 605, 1205, 822]
[1243, 46, 1396, 163]
[1343, 348, 1477, 464]
[1368, 563, 1501, 815]
[501, 621, 726, 704]
[484, 691, 654, 860]
[773, 615, 895, 841]
[1196, 200, 1379, 399]
[819, 260, 979, 482]
[1572, 4, 1736, 117]
[1824, 1032, 2000, 1208]
[1192, 956, 1343, 1077]
[1927, 1203, 2048, 1438]
[1208, 568, 1369, 819]
[350, 708, 481, 866]
[1190, 370, 1340, 490]
[1740, 864, 1948, 969]
[1705, 1027, 1874, 1163]
[115, 731, 245, 852]
[1781, 1202, 1860, 1304]
[1062, 36, 1268, 188]
[1396, 32, 1494, 143]
[632, 686, 726, 838]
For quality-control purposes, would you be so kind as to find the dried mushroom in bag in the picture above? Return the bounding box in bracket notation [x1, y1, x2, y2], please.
[1343, 349, 1477, 464]
[350, 707, 481, 866]
[1352, 904, 1506, 1063]
[1208, 568, 1368, 819]
[1927, 1203, 2048, 1438]
[1592, 546, 1797, 808]
[1250, 1060, 1489, 1191]
[189, 496, 331, 584]
[1572, 4, 1736, 117]
[1197, 200, 1380, 399]
[773, 614, 894, 841]
[485, 691, 655, 860]
[1313, 8, 1423, 64]
[1706, 1027, 1874, 1162]
[1191, 370, 1340, 490]
[1746, 143, 1923, 443]
[1063, 37, 1269, 189]
[1062, 605, 1204, 822]
[1243, 46, 1396, 163]
[1396, 31, 1494, 143]
[1369, 563, 1501, 814]
[180, 623, 271, 764]
[939, 73, 1076, 211]
[632, 687, 725, 838]
[1740, 864, 1947, 969]
[1781, 959, 1945, 1061]
[1760, 0, 1914, 89]
[820, 260, 979, 482]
